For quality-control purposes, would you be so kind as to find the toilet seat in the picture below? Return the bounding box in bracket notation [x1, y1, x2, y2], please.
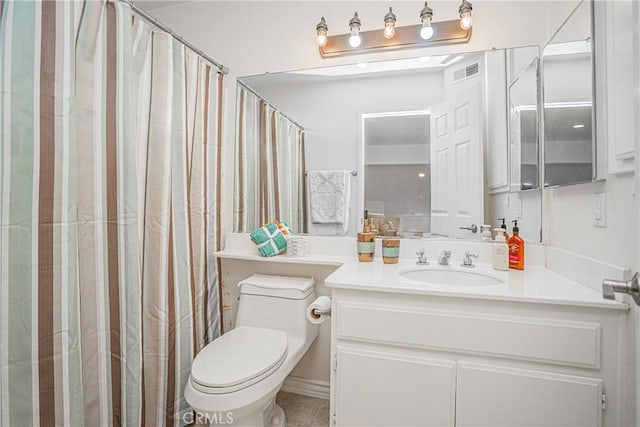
[190, 326, 288, 395]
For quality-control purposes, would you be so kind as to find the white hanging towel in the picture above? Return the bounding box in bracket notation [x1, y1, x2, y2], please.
[308, 170, 350, 225]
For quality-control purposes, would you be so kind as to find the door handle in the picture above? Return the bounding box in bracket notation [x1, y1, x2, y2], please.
[602, 272, 640, 305]
[459, 224, 478, 233]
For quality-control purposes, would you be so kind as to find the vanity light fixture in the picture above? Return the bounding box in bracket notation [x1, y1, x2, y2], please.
[459, 0, 473, 30]
[572, 124, 585, 129]
[316, 17, 328, 47]
[315, 2, 472, 58]
[419, 2, 434, 40]
[383, 7, 397, 39]
[348, 12, 362, 48]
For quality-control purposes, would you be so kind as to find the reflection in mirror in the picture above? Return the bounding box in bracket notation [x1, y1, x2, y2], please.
[363, 111, 430, 237]
[509, 58, 539, 192]
[239, 48, 543, 242]
[543, 0, 594, 187]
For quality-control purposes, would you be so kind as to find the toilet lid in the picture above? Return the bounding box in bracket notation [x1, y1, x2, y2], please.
[190, 326, 288, 393]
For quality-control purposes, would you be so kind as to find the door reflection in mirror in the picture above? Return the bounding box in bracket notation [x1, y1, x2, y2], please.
[363, 111, 431, 238]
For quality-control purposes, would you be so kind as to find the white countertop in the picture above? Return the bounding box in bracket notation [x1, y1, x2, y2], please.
[324, 258, 627, 310]
[218, 233, 628, 311]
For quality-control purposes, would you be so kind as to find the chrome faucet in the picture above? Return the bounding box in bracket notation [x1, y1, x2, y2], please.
[461, 251, 478, 268]
[416, 249, 429, 265]
[438, 249, 452, 265]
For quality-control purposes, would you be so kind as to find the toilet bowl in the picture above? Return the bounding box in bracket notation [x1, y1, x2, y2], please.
[185, 274, 319, 426]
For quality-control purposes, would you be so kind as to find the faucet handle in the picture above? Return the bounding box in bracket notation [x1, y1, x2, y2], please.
[416, 249, 429, 265]
[459, 224, 478, 233]
[461, 251, 478, 268]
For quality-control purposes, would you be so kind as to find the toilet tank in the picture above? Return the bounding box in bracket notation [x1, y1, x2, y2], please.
[235, 274, 317, 339]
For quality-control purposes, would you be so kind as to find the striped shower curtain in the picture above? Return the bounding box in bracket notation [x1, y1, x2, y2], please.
[0, 1, 222, 426]
[234, 86, 306, 233]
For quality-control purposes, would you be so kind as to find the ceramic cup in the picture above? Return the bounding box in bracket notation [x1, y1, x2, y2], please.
[382, 238, 400, 264]
[287, 236, 311, 257]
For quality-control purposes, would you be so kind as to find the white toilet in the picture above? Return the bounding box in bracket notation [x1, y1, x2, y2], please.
[185, 274, 319, 426]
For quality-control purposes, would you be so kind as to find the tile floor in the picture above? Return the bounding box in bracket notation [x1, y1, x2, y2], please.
[276, 391, 330, 427]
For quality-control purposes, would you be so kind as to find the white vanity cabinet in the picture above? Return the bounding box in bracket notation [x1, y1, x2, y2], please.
[329, 289, 630, 427]
[335, 346, 456, 426]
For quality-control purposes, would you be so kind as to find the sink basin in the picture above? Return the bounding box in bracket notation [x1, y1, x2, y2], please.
[398, 267, 504, 287]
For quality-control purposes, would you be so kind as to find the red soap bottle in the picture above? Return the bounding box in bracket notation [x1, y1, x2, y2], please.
[507, 220, 525, 270]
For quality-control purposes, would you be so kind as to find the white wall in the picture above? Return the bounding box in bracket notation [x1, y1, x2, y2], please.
[244, 70, 444, 234]
[543, 175, 635, 268]
[146, 0, 579, 240]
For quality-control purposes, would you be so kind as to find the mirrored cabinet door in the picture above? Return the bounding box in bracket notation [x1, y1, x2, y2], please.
[509, 58, 539, 192]
[542, 0, 595, 187]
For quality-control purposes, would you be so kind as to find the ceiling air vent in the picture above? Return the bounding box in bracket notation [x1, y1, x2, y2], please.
[453, 62, 480, 82]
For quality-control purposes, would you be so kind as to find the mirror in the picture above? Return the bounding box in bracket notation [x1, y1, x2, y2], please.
[542, 0, 595, 187]
[239, 47, 543, 242]
[509, 58, 540, 192]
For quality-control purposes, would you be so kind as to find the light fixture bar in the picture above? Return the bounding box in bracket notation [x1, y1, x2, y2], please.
[319, 19, 471, 58]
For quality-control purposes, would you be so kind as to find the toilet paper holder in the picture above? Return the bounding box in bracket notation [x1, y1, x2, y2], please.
[311, 306, 331, 316]
[307, 296, 333, 325]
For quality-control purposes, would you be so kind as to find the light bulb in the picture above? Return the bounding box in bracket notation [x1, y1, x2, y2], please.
[419, 2, 434, 40]
[384, 23, 395, 39]
[383, 7, 396, 39]
[349, 30, 362, 48]
[460, 12, 472, 30]
[420, 19, 434, 40]
[317, 32, 327, 47]
[348, 12, 362, 48]
[458, 1, 473, 30]
[316, 17, 328, 47]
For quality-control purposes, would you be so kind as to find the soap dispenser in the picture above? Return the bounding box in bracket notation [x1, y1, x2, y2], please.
[357, 210, 376, 262]
[492, 232, 509, 271]
[497, 218, 509, 240]
[507, 220, 525, 270]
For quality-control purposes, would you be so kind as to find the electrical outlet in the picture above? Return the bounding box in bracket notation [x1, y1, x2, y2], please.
[594, 193, 607, 227]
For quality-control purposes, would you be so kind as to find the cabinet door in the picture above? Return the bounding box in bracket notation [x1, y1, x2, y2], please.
[334, 346, 456, 427]
[456, 362, 603, 427]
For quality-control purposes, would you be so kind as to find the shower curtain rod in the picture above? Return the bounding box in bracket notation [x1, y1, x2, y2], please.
[124, 0, 229, 75]
[237, 81, 306, 132]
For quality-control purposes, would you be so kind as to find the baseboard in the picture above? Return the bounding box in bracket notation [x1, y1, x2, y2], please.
[281, 375, 330, 400]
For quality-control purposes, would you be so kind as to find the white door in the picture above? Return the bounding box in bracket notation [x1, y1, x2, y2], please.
[633, 1, 640, 422]
[456, 362, 603, 427]
[334, 346, 456, 426]
[430, 80, 484, 238]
